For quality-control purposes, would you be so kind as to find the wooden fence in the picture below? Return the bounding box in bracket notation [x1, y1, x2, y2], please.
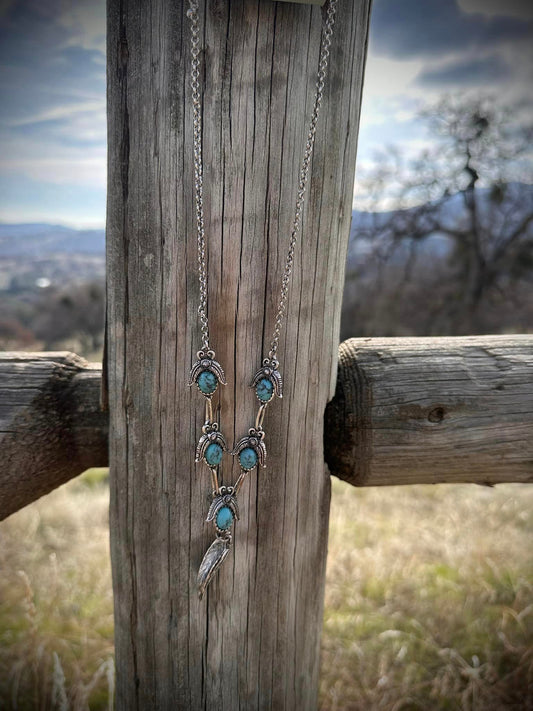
[2, 335, 532, 521]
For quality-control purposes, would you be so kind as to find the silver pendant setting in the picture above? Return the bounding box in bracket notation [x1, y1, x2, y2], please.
[206, 486, 239, 533]
[251, 357, 283, 403]
[232, 427, 267, 471]
[188, 349, 227, 396]
[195, 421, 227, 466]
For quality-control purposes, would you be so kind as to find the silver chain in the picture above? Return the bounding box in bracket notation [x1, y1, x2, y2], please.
[188, 0, 337, 361]
[188, 1, 209, 351]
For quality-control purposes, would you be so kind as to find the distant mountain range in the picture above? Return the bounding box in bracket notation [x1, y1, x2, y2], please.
[0, 182, 530, 291]
[0, 224, 105, 292]
[0, 223, 105, 257]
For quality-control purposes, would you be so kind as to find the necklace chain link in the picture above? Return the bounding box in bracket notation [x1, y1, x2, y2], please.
[189, 2, 209, 351]
[188, 0, 337, 359]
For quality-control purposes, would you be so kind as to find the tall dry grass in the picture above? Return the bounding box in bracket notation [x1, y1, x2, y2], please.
[0, 471, 113, 710]
[0, 471, 531, 709]
[321, 481, 533, 710]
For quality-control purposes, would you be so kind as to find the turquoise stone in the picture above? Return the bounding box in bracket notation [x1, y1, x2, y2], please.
[197, 370, 217, 395]
[216, 506, 233, 530]
[239, 447, 258, 470]
[256, 377, 274, 402]
[205, 442, 223, 466]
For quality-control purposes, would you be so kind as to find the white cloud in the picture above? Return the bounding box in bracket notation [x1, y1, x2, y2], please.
[8, 100, 104, 127]
[1, 156, 106, 188]
[362, 56, 424, 104]
[458, 0, 533, 20]
[0, 206, 104, 229]
[0, 134, 106, 188]
[57, 1, 106, 53]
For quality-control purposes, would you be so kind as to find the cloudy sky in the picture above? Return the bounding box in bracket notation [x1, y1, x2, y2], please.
[0, 0, 531, 227]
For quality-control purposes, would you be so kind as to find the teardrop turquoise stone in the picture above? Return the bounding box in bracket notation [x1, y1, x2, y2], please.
[205, 442, 223, 466]
[239, 447, 258, 470]
[216, 506, 233, 530]
[197, 370, 217, 395]
[256, 377, 274, 402]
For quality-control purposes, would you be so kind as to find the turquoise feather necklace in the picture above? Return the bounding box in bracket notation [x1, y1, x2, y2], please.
[187, 0, 338, 598]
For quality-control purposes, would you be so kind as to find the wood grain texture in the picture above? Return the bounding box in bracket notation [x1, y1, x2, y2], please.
[278, 0, 326, 5]
[0, 352, 107, 520]
[106, 0, 370, 708]
[325, 336, 533, 487]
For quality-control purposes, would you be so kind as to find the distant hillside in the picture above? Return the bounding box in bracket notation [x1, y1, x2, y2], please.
[0, 224, 105, 257]
[1, 182, 530, 292]
[0, 224, 105, 293]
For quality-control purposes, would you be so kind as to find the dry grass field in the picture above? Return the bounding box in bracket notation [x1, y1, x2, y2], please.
[321, 481, 533, 710]
[0, 471, 532, 710]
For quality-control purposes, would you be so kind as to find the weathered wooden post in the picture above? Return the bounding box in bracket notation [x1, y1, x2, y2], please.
[106, 0, 370, 707]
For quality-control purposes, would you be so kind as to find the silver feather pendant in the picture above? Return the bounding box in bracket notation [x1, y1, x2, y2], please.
[197, 535, 232, 599]
[197, 486, 237, 598]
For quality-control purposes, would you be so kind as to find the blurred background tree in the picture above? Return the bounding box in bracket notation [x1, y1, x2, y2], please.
[31, 282, 105, 354]
[342, 95, 533, 339]
[0, 281, 105, 356]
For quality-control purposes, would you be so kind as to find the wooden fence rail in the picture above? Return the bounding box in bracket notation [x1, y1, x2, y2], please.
[325, 335, 533, 487]
[0, 352, 107, 520]
[2, 334, 531, 520]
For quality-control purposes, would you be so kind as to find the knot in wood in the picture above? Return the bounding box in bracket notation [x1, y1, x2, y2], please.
[428, 406, 445, 423]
